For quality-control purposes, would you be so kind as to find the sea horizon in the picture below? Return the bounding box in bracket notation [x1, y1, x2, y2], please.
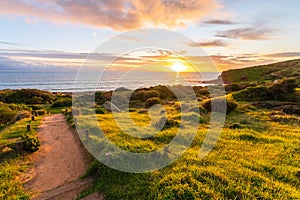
[0, 71, 219, 92]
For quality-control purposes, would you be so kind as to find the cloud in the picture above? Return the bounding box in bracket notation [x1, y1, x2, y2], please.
[188, 39, 228, 47]
[0, 41, 23, 46]
[0, 0, 220, 31]
[264, 52, 300, 58]
[215, 27, 276, 40]
[202, 19, 235, 25]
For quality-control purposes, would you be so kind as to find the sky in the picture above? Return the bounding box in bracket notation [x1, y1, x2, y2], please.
[0, 0, 300, 72]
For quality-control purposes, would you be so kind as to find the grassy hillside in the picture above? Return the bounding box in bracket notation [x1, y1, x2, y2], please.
[221, 59, 300, 85]
[76, 101, 300, 199]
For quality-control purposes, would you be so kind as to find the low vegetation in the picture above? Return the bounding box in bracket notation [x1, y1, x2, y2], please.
[233, 78, 298, 102]
[77, 102, 299, 199]
[0, 116, 42, 199]
[221, 59, 300, 86]
[1, 59, 300, 199]
[0, 89, 54, 104]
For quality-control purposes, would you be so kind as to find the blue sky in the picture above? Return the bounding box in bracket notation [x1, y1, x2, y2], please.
[0, 0, 299, 72]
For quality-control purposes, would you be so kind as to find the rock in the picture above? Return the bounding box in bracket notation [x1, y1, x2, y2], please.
[2, 146, 13, 153]
[14, 110, 31, 121]
[103, 101, 121, 112]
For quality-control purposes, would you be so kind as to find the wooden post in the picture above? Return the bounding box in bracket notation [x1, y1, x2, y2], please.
[27, 124, 31, 132]
[16, 141, 24, 152]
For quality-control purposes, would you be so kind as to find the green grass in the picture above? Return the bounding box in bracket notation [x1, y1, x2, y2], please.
[221, 59, 300, 85]
[76, 103, 300, 199]
[0, 116, 42, 200]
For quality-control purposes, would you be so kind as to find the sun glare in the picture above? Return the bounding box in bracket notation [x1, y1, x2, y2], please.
[170, 62, 187, 72]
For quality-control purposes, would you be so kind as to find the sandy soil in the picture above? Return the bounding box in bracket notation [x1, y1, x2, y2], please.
[25, 114, 92, 199]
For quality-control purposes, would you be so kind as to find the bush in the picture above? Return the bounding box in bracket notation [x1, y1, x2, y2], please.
[232, 86, 271, 101]
[95, 107, 105, 114]
[233, 78, 298, 102]
[269, 78, 297, 100]
[32, 109, 47, 116]
[51, 98, 72, 108]
[145, 97, 162, 108]
[0, 89, 54, 104]
[202, 96, 237, 114]
[30, 105, 42, 110]
[0, 106, 17, 124]
[131, 89, 160, 101]
[95, 91, 112, 105]
[193, 86, 209, 96]
[21, 133, 40, 152]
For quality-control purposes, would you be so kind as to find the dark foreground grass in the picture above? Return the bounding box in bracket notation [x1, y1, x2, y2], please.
[77, 104, 300, 199]
[0, 117, 42, 199]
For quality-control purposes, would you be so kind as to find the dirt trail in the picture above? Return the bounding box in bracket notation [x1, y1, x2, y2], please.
[25, 114, 93, 199]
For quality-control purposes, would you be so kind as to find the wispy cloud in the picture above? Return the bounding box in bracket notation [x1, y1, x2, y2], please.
[202, 19, 236, 25]
[0, 0, 220, 31]
[264, 52, 300, 58]
[215, 26, 276, 40]
[0, 41, 23, 46]
[188, 39, 228, 47]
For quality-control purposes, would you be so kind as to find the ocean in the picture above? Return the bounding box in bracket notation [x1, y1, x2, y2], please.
[0, 71, 219, 92]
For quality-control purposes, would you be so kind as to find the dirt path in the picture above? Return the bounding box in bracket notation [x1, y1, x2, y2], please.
[25, 114, 92, 199]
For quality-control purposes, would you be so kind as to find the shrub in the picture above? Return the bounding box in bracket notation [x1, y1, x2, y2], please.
[95, 107, 105, 114]
[0, 89, 54, 104]
[30, 105, 42, 110]
[0, 106, 17, 124]
[232, 86, 271, 101]
[269, 78, 297, 100]
[32, 109, 47, 116]
[51, 98, 72, 108]
[193, 86, 209, 96]
[95, 91, 112, 105]
[131, 89, 160, 101]
[154, 86, 176, 100]
[233, 78, 298, 102]
[229, 123, 244, 129]
[202, 96, 237, 114]
[145, 97, 162, 108]
[21, 133, 40, 152]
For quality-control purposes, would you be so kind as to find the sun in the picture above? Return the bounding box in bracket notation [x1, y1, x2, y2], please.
[170, 62, 187, 72]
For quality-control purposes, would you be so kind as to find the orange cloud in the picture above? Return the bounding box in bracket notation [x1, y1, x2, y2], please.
[0, 0, 220, 30]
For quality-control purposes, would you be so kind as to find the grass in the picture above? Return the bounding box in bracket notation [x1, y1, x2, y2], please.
[0, 116, 42, 200]
[221, 59, 300, 85]
[76, 103, 300, 199]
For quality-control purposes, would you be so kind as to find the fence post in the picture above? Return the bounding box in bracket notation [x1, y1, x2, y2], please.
[16, 141, 24, 152]
[27, 124, 31, 132]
